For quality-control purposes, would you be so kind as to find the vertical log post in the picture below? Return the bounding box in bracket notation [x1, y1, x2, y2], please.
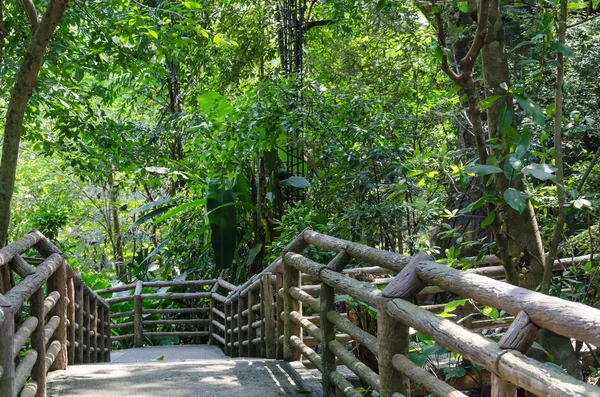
[103, 306, 111, 362]
[275, 269, 284, 360]
[97, 306, 105, 363]
[224, 299, 231, 356]
[66, 271, 76, 365]
[30, 288, 46, 397]
[378, 302, 410, 397]
[283, 257, 301, 360]
[208, 282, 219, 345]
[491, 311, 540, 397]
[47, 257, 67, 370]
[237, 292, 247, 357]
[83, 291, 91, 364]
[261, 273, 276, 359]
[321, 250, 352, 396]
[230, 297, 239, 357]
[247, 289, 257, 357]
[75, 280, 84, 364]
[0, 295, 15, 397]
[134, 281, 144, 348]
[90, 300, 98, 363]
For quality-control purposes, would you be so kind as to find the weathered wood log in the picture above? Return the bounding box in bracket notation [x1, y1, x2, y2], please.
[247, 290, 258, 356]
[83, 291, 91, 364]
[110, 334, 134, 341]
[111, 321, 134, 329]
[303, 334, 352, 347]
[142, 280, 216, 288]
[290, 335, 322, 371]
[95, 283, 136, 295]
[211, 320, 225, 332]
[143, 307, 209, 315]
[144, 331, 209, 337]
[212, 333, 225, 345]
[262, 273, 276, 359]
[303, 229, 409, 273]
[142, 319, 209, 326]
[289, 287, 319, 312]
[140, 292, 211, 300]
[327, 310, 377, 355]
[285, 253, 384, 307]
[275, 273, 284, 360]
[44, 341, 62, 372]
[47, 257, 67, 370]
[90, 297, 98, 363]
[251, 303, 261, 313]
[285, 227, 311, 254]
[75, 282, 84, 364]
[19, 381, 38, 397]
[211, 293, 227, 304]
[5, 254, 63, 311]
[382, 252, 433, 299]
[224, 300, 232, 356]
[212, 307, 225, 319]
[321, 261, 337, 397]
[237, 292, 247, 357]
[133, 281, 143, 348]
[416, 261, 600, 347]
[230, 297, 239, 357]
[29, 288, 46, 397]
[0, 232, 41, 267]
[208, 282, 219, 345]
[282, 252, 302, 361]
[386, 299, 600, 397]
[42, 291, 60, 318]
[378, 300, 409, 397]
[9, 255, 35, 277]
[66, 275, 76, 365]
[392, 354, 467, 397]
[491, 311, 541, 397]
[15, 349, 37, 395]
[0, 295, 15, 396]
[218, 278, 237, 291]
[14, 316, 38, 357]
[329, 339, 380, 391]
[43, 316, 60, 344]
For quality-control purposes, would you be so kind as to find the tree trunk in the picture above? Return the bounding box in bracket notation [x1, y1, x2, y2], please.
[0, 0, 69, 293]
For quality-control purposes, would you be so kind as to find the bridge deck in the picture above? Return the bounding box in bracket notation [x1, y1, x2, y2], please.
[47, 345, 319, 396]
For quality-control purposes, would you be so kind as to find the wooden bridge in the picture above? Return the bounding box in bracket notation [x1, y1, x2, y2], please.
[1, 228, 600, 396]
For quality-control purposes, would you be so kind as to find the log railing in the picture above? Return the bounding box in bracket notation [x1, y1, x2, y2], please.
[0, 230, 110, 397]
[97, 280, 215, 346]
[207, 228, 600, 397]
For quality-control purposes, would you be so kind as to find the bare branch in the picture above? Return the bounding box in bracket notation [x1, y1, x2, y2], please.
[21, 0, 40, 32]
[434, 12, 461, 85]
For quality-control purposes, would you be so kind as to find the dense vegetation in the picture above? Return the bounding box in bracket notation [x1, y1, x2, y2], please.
[1, 0, 600, 382]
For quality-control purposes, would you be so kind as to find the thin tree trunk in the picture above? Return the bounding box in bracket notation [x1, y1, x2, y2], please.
[0, 0, 69, 293]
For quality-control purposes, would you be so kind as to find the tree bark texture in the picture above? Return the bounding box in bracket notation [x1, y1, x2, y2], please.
[0, 0, 69, 263]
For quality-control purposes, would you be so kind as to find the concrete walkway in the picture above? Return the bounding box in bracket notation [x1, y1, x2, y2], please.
[47, 345, 321, 396]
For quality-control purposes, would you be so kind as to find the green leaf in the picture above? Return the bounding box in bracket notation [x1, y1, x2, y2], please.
[480, 95, 501, 109]
[146, 29, 158, 39]
[197, 91, 234, 122]
[514, 94, 546, 126]
[481, 306, 499, 319]
[515, 129, 532, 159]
[406, 170, 423, 177]
[531, 342, 554, 361]
[522, 163, 557, 181]
[444, 299, 468, 313]
[465, 165, 503, 176]
[155, 355, 165, 361]
[503, 188, 527, 213]
[129, 198, 173, 216]
[410, 343, 447, 366]
[130, 205, 174, 228]
[550, 41, 575, 58]
[443, 366, 466, 380]
[245, 243, 262, 266]
[154, 199, 207, 224]
[281, 176, 310, 189]
[481, 211, 495, 229]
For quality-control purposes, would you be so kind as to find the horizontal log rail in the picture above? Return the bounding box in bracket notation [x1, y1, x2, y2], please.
[0, 230, 110, 397]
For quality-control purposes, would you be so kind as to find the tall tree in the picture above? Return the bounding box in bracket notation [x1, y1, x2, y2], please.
[0, 0, 69, 292]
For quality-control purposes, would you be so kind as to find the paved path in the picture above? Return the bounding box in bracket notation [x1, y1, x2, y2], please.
[47, 345, 321, 397]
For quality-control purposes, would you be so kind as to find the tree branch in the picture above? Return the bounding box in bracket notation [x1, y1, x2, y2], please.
[459, 0, 490, 76]
[434, 12, 461, 85]
[304, 19, 333, 32]
[21, 0, 40, 32]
